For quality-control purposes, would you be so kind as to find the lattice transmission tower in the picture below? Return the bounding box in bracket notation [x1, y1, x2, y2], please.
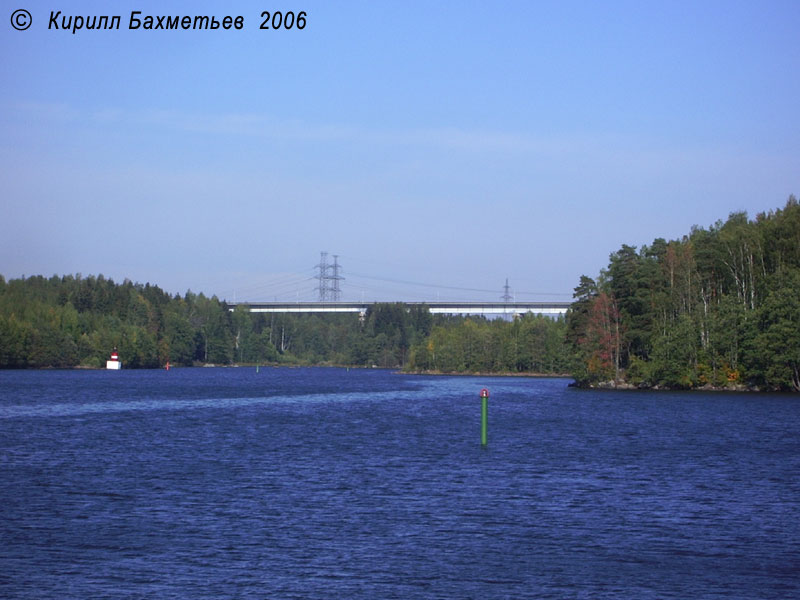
[331, 255, 343, 301]
[315, 252, 344, 301]
[502, 278, 513, 303]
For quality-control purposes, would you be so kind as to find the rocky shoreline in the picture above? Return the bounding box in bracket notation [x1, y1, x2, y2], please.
[576, 380, 763, 392]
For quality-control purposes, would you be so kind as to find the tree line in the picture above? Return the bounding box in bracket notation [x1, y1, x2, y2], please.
[0, 275, 235, 368]
[405, 314, 571, 374]
[565, 197, 800, 391]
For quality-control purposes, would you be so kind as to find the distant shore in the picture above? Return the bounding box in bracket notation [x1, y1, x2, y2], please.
[401, 369, 572, 379]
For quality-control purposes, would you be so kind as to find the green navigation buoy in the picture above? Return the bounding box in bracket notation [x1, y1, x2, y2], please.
[480, 388, 489, 447]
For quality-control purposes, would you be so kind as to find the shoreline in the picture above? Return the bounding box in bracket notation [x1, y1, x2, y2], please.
[10, 365, 796, 392]
[572, 379, 792, 393]
[400, 369, 573, 379]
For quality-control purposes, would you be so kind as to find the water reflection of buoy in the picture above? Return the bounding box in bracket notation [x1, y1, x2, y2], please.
[106, 347, 122, 370]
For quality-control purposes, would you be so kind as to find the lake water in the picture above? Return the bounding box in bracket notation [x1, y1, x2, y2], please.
[1, 367, 799, 599]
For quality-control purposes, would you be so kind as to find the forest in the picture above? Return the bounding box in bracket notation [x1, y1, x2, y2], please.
[1, 198, 797, 390]
[566, 197, 800, 391]
[0, 274, 570, 374]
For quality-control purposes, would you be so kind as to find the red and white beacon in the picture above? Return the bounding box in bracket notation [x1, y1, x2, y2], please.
[106, 347, 122, 370]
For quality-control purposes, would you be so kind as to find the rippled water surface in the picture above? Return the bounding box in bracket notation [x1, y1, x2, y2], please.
[2, 367, 799, 599]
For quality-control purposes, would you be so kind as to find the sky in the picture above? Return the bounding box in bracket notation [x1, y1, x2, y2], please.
[2, 0, 799, 303]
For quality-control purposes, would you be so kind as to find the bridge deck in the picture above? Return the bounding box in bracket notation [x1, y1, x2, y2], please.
[229, 301, 570, 315]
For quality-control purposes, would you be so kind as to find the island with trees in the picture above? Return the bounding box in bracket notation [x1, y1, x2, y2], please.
[565, 197, 799, 392]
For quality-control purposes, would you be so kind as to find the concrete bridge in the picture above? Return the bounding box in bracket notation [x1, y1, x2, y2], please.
[228, 301, 571, 316]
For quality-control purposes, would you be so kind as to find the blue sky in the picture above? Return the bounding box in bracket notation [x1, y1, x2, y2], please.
[2, 1, 799, 302]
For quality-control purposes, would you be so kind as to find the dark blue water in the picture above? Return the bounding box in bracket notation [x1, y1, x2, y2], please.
[2, 367, 799, 599]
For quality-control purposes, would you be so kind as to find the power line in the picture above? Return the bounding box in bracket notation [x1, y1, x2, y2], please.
[348, 271, 500, 294]
[346, 271, 569, 297]
[226, 258, 570, 303]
